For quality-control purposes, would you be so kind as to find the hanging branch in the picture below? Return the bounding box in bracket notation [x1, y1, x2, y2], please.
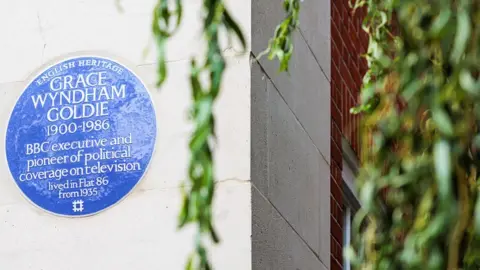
[258, 0, 301, 72]
[151, 0, 300, 268]
[350, 0, 396, 115]
[178, 1, 246, 269]
[152, 0, 183, 86]
[152, 0, 246, 269]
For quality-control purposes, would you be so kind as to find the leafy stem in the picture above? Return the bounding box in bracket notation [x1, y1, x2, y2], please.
[151, 0, 299, 269]
[257, 0, 301, 72]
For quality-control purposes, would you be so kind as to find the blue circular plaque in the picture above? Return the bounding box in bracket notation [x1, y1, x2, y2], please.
[6, 55, 156, 217]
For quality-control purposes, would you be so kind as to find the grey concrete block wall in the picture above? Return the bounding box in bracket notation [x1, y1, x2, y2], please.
[251, 0, 331, 269]
[252, 187, 328, 270]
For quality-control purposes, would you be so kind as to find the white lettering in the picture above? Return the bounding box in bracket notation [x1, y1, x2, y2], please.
[50, 77, 63, 91]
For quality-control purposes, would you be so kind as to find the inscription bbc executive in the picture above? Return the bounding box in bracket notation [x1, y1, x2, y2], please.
[6, 56, 156, 217]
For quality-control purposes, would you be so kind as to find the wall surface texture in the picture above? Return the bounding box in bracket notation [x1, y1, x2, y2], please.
[0, 1, 251, 269]
[251, 0, 331, 269]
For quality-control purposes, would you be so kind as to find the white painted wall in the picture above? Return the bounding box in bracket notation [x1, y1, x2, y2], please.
[0, 0, 251, 269]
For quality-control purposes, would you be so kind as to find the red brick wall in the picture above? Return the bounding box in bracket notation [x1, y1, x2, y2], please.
[330, 0, 368, 269]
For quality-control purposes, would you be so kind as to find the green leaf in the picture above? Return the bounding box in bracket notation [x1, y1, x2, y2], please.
[185, 254, 194, 270]
[360, 83, 375, 103]
[391, 175, 414, 188]
[433, 140, 452, 201]
[195, 97, 213, 127]
[427, 246, 444, 269]
[360, 181, 376, 212]
[175, 0, 183, 27]
[178, 195, 191, 228]
[209, 222, 220, 243]
[155, 38, 167, 87]
[344, 246, 358, 265]
[223, 10, 247, 50]
[432, 107, 454, 136]
[460, 69, 480, 96]
[402, 79, 423, 101]
[450, 10, 471, 64]
[429, 9, 452, 38]
[151, 0, 184, 88]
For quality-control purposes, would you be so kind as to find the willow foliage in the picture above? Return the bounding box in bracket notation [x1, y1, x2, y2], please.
[150, 1, 301, 269]
[348, 0, 480, 269]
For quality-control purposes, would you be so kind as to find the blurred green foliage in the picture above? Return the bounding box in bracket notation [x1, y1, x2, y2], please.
[348, 0, 480, 269]
[152, 1, 246, 269]
[151, 1, 299, 269]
